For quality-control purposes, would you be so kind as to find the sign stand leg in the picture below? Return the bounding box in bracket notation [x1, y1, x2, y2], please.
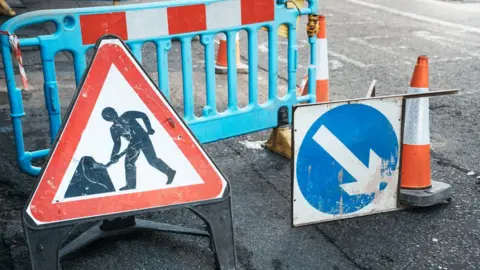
[59, 216, 211, 259]
[190, 196, 236, 270]
[23, 196, 235, 270]
[24, 224, 74, 270]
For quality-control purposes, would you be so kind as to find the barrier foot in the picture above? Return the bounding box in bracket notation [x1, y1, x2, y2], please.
[399, 180, 452, 207]
[24, 224, 73, 270]
[190, 197, 236, 270]
[264, 126, 292, 160]
[215, 63, 249, 74]
[59, 216, 210, 259]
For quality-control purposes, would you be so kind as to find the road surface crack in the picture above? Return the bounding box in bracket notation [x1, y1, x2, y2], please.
[312, 226, 368, 270]
[431, 151, 471, 174]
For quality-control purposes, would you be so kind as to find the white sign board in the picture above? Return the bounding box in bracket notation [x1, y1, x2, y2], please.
[292, 97, 403, 226]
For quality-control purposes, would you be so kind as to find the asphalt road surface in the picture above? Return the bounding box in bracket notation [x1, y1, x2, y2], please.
[0, 0, 480, 269]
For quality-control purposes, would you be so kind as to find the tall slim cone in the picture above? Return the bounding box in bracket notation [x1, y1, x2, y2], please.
[399, 55, 452, 207]
[401, 55, 431, 189]
[299, 15, 329, 102]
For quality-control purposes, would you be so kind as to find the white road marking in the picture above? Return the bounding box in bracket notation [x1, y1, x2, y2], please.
[412, 31, 480, 58]
[343, 0, 480, 34]
[258, 43, 269, 53]
[325, 6, 385, 25]
[414, 31, 480, 47]
[363, 35, 390, 40]
[257, 42, 305, 68]
[330, 59, 344, 71]
[348, 37, 400, 56]
[329, 51, 372, 68]
[330, 21, 370, 26]
[430, 56, 473, 63]
[415, 0, 480, 12]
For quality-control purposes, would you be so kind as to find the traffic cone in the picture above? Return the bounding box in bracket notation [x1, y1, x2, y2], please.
[215, 32, 248, 74]
[298, 15, 329, 102]
[399, 55, 452, 206]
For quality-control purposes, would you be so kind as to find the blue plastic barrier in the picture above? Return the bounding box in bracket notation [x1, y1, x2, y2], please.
[1, 0, 318, 176]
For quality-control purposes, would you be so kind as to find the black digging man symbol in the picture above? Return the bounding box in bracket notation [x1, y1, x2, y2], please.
[103, 107, 177, 190]
[64, 107, 176, 199]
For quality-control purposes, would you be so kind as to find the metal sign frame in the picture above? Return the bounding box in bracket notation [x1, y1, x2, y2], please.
[291, 89, 459, 226]
[22, 35, 236, 270]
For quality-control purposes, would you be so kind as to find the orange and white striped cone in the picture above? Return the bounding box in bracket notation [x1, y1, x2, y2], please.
[299, 15, 329, 102]
[215, 32, 248, 74]
[399, 55, 452, 207]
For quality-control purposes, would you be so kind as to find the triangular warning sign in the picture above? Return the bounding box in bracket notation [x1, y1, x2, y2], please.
[25, 36, 228, 226]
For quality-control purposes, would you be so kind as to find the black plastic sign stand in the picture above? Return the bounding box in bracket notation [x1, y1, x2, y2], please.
[23, 194, 236, 269]
[21, 35, 236, 270]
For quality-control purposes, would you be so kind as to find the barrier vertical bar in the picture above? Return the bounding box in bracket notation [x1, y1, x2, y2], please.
[287, 24, 297, 94]
[1, 35, 26, 165]
[129, 42, 143, 64]
[248, 28, 258, 106]
[268, 26, 278, 101]
[181, 37, 194, 121]
[42, 58, 61, 142]
[226, 31, 238, 110]
[202, 34, 217, 115]
[73, 49, 87, 87]
[156, 40, 170, 100]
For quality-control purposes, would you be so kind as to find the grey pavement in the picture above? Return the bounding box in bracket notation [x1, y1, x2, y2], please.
[0, 0, 480, 269]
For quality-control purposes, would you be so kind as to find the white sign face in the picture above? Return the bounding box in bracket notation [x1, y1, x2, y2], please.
[292, 97, 403, 226]
[25, 38, 227, 226]
[53, 64, 205, 203]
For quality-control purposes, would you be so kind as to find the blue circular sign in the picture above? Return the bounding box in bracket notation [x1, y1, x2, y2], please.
[296, 104, 399, 214]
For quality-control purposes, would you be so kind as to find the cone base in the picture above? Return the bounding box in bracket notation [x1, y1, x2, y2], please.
[400, 180, 452, 207]
[264, 127, 292, 160]
[215, 63, 249, 74]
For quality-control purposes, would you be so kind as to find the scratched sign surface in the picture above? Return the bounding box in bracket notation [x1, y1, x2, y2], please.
[25, 36, 227, 226]
[292, 97, 403, 226]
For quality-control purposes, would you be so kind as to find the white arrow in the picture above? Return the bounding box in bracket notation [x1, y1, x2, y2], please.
[312, 125, 384, 196]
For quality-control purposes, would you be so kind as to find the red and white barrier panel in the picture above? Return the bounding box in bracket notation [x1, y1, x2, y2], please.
[79, 0, 275, 44]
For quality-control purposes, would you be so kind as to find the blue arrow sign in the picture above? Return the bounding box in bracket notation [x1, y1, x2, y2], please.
[296, 103, 399, 215]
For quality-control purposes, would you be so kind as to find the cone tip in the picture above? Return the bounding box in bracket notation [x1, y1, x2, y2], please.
[410, 55, 429, 88]
[417, 55, 428, 65]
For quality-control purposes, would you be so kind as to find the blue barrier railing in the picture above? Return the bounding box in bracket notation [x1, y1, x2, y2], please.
[1, 0, 318, 176]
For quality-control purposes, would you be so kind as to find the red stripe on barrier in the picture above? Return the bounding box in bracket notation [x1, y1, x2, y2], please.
[167, 4, 207, 35]
[241, 0, 274, 25]
[80, 13, 128, 45]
